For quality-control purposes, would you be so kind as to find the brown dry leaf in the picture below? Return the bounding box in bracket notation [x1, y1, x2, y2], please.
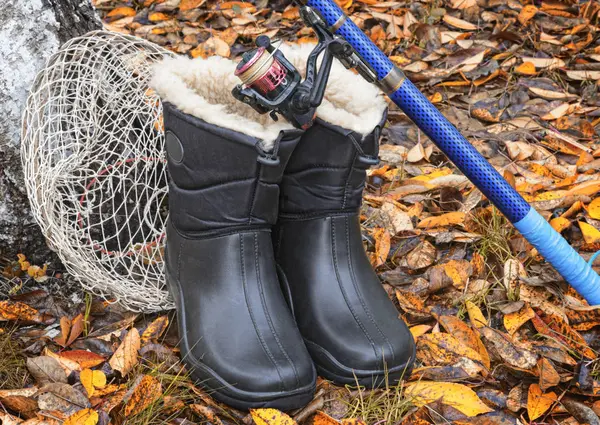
[108, 328, 140, 376]
[527, 384, 557, 421]
[518, 5, 538, 25]
[43, 348, 80, 375]
[439, 315, 490, 369]
[565, 70, 600, 80]
[466, 300, 488, 328]
[522, 57, 565, 70]
[190, 404, 224, 425]
[63, 409, 98, 425]
[405, 381, 493, 417]
[537, 358, 560, 391]
[566, 180, 600, 197]
[0, 396, 38, 418]
[442, 15, 477, 30]
[179, 0, 206, 11]
[54, 314, 84, 348]
[140, 315, 169, 344]
[418, 212, 465, 229]
[579, 221, 600, 244]
[124, 375, 162, 416]
[341, 420, 366, 425]
[406, 240, 436, 270]
[503, 303, 535, 335]
[250, 408, 297, 425]
[449, 0, 477, 9]
[479, 327, 538, 369]
[313, 411, 341, 425]
[373, 228, 391, 267]
[27, 356, 68, 384]
[380, 201, 414, 235]
[534, 311, 597, 359]
[191, 37, 230, 58]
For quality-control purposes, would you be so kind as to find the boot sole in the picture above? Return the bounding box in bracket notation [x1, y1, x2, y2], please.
[305, 340, 416, 388]
[166, 271, 316, 411]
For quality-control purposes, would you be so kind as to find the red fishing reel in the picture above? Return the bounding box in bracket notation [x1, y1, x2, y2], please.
[232, 6, 376, 130]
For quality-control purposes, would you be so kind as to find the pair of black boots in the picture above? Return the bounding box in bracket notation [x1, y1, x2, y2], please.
[152, 48, 415, 411]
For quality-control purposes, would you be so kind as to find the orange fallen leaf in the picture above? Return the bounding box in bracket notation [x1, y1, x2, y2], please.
[60, 350, 105, 369]
[0, 300, 46, 324]
[80, 369, 107, 397]
[442, 15, 477, 30]
[373, 228, 391, 267]
[518, 5, 538, 25]
[527, 384, 557, 421]
[124, 375, 162, 416]
[550, 217, 571, 233]
[313, 411, 341, 425]
[418, 212, 465, 229]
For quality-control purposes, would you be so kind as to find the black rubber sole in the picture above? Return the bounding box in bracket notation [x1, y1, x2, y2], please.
[305, 339, 416, 388]
[166, 271, 316, 411]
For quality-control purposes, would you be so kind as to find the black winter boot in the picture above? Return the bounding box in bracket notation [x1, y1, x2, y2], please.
[274, 45, 416, 387]
[152, 55, 316, 410]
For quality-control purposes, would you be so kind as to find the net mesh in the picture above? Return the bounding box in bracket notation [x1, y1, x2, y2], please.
[21, 31, 175, 312]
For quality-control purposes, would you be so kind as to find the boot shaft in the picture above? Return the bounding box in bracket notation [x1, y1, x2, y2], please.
[164, 103, 302, 234]
[279, 113, 386, 216]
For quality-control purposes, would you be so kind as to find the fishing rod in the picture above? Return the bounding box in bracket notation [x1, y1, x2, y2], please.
[232, 1, 600, 305]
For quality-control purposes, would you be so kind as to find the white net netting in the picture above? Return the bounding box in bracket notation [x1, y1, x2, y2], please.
[21, 31, 175, 312]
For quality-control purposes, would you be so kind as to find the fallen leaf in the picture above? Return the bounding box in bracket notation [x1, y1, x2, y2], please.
[27, 356, 68, 384]
[466, 300, 488, 328]
[63, 408, 98, 425]
[313, 411, 341, 425]
[503, 303, 535, 335]
[0, 300, 47, 324]
[124, 375, 162, 416]
[443, 15, 477, 30]
[140, 315, 169, 344]
[109, 328, 141, 376]
[80, 369, 106, 397]
[587, 197, 600, 220]
[417, 332, 484, 367]
[527, 384, 557, 421]
[59, 351, 105, 369]
[373, 228, 391, 267]
[418, 212, 465, 229]
[250, 408, 297, 425]
[439, 315, 490, 369]
[405, 381, 493, 417]
[579, 221, 600, 244]
[518, 5, 538, 25]
[537, 358, 560, 391]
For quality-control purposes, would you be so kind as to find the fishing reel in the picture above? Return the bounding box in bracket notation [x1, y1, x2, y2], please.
[232, 6, 377, 130]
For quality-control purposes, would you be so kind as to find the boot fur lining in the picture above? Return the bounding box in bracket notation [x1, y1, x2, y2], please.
[152, 43, 387, 151]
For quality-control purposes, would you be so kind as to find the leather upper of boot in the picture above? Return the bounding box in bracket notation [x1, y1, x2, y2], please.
[152, 56, 316, 409]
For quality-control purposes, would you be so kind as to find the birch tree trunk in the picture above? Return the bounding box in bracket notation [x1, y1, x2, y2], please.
[0, 0, 101, 262]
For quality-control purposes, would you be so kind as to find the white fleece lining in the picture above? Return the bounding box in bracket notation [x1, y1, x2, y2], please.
[151, 43, 387, 151]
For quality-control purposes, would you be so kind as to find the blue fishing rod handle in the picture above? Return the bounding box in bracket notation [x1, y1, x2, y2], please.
[304, 0, 600, 305]
[514, 209, 600, 305]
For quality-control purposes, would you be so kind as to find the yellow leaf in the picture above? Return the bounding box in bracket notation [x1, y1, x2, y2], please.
[588, 197, 600, 220]
[527, 383, 557, 421]
[579, 221, 600, 244]
[503, 304, 535, 335]
[466, 300, 487, 328]
[418, 212, 465, 229]
[141, 315, 169, 344]
[550, 217, 571, 233]
[63, 409, 99, 425]
[405, 381, 493, 417]
[438, 315, 490, 369]
[80, 369, 107, 397]
[534, 190, 567, 202]
[443, 260, 472, 289]
[250, 408, 297, 425]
